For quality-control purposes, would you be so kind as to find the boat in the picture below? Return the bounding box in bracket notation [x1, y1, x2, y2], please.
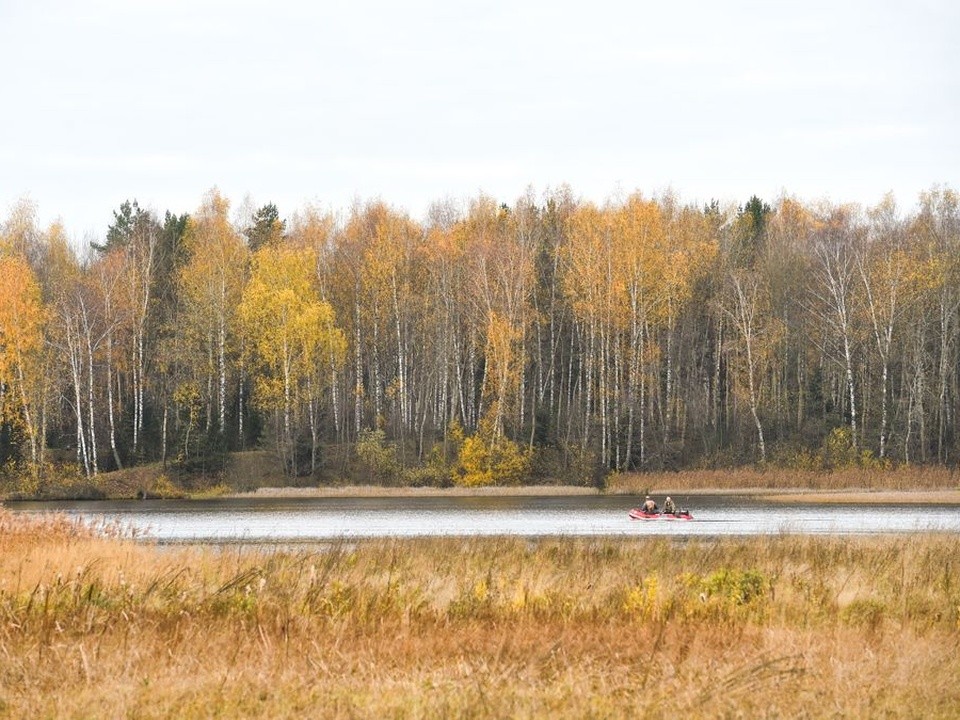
[629, 508, 693, 521]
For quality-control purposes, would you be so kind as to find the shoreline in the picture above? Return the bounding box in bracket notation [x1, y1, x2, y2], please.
[7, 458, 957, 503]
[228, 485, 603, 498]
[228, 485, 960, 505]
[6, 483, 958, 505]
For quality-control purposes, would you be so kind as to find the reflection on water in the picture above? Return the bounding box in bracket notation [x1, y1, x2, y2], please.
[6, 494, 960, 542]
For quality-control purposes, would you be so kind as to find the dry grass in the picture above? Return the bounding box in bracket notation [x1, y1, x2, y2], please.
[231, 466, 960, 501]
[766, 490, 960, 505]
[609, 466, 960, 495]
[2, 508, 959, 718]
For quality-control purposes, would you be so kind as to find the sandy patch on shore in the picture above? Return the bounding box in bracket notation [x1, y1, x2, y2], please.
[230, 485, 602, 498]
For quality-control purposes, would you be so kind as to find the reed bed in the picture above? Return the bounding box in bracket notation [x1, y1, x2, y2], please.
[1, 508, 958, 718]
[609, 466, 960, 494]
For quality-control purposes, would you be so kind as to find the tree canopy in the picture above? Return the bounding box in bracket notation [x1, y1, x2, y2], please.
[2, 185, 959, 489]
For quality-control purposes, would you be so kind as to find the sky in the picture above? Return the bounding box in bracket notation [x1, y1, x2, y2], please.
[1, 0, 957, 245]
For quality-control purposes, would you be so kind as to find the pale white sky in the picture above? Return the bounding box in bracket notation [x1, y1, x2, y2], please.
[1, 0, 957, 243]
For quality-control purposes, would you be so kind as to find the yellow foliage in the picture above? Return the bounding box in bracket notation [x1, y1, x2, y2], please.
[0, 256, 47, 465]
[177, 189, 249, 426]
[776, 427, 890, 471]
[453, 424, 530, 487]
[151, 474, 184, 499]
[563, 194, 715, 334]
[623, 575, 660, 620]
[238, 244, 346, 413]
[0, 256, 46, 383]
[455, 434, 494, 487]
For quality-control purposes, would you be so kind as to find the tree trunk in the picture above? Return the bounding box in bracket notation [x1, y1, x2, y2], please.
[106, 327, 122, 470]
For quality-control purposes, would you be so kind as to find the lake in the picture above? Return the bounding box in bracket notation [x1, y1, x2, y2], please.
[7, 494, 960, 542]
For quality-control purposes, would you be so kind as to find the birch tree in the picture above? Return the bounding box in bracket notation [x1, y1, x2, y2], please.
[809, 206, 862, 447]
[238, 244, 346, 475]
[722, 270, 782, 462]
[0, 256, 47, 478]
[179, 190, 248, 438]
[913, 187, 960, 463]
[857, 194, 908, 459]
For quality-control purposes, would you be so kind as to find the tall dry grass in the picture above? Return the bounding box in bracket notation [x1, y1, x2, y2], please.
[1, 507, 958, 718]
[609, 465, 960, 494]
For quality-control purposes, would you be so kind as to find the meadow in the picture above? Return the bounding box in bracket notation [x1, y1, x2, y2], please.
[1, 507, 958, 718]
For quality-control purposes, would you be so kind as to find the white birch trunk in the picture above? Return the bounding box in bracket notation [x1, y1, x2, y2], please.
[77, 296, 100, 477]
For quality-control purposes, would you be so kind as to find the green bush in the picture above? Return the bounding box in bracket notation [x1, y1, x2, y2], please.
[355, 429, 400, 484]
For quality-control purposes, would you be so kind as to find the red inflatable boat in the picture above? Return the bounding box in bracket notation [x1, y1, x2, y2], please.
[628, 508, 694, 521]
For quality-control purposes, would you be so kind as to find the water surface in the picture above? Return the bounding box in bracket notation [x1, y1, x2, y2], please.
[8, 494, 960, 542]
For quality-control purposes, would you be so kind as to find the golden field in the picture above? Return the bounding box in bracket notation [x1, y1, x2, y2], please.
[1, 508, 959, 718]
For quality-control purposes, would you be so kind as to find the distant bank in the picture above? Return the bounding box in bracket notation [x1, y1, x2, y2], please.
[3, 451, 957, 503]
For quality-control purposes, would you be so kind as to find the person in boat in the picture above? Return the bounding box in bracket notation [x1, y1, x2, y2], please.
[663, 496, 677, 515]
[642, 495, 658, 513]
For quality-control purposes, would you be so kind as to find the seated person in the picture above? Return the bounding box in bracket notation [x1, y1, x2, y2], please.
[642, 495, 658, 513]
[663, 496, 677, 514]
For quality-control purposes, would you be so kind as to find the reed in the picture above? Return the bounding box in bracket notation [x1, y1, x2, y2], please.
[609, 465, 960, 494]
[1, 508, 958, 717]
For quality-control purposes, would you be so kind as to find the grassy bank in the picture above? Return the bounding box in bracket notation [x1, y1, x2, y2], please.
[4, 454, 959, 501]
[2, 510, 959, 717]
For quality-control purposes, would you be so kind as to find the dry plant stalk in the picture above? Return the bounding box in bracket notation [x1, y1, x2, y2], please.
[609, 465, 960, 493]
[1, 507, 958, 718]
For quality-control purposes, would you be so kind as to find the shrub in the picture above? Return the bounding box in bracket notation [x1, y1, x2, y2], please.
[453, 430, 530, 487]
[774, 426, 890, 472]
[355, 429, 400, 484]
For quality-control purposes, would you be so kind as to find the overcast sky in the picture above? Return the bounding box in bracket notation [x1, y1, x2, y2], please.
[1, 0, 957, 243]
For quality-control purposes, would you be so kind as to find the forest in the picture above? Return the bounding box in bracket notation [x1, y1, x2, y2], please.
[1, 185, 958, 491]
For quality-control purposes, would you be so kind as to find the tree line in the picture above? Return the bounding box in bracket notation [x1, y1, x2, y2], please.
[1, 185, 958, 489]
